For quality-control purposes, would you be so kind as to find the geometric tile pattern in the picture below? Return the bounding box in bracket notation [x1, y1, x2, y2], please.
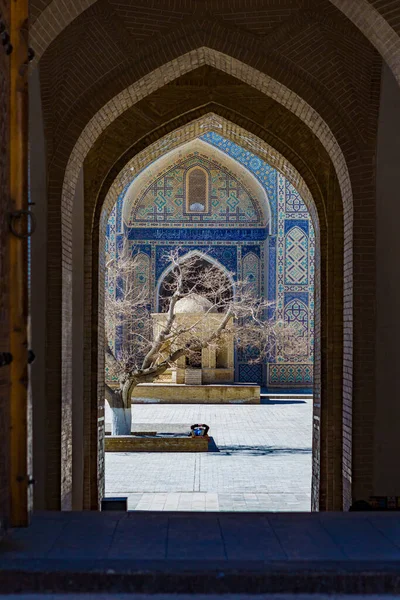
[271, 172, 314, 385]
[284, 298, 309, 335]
[106, 134, 314, 388]
[285, 226, 308, 285]
[134, 252, 151, 298]
[200, 131, 278, 232]
[128, 154, 265, 228]
[238, 363, 263, 385]
[242, 251, 260, 297]
[268, 363, 314, 385]
[285, 178, 309, 214]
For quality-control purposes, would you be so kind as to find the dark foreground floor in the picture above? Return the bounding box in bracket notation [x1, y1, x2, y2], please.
[1, 594, 400, 600]
[1, 511, 400, 595]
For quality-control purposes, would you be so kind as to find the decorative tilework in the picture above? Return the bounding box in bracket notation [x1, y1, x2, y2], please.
[133, 253, 151, 298]
[285, 179, 308, 214]
[201, 132, 277, 233]
[128, 154, 265, 228]
[239, 364, 263, 385]
[124, 226, 268, 241]
[268, 363, 314, 386]
[285, 226, 308, 285]
[242, 252, 260, 297]
[106, 135, 314, 388]
[242, 244, 261, 258]
[284, 299, 309, 336]
[271, 172, 314, 380]
[155, 244, 238, 282]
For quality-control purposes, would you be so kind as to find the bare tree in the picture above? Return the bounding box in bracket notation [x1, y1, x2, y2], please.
[105, 246, 308, 434]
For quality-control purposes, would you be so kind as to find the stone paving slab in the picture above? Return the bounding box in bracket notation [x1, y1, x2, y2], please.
[3, 511, 400, 562]
[3, 511, 400, 595]
[105, 401, 312, 511]
[123, 492, 310, 511]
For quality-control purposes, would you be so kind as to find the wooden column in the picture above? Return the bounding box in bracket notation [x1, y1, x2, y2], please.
[9, 0, 30, 527]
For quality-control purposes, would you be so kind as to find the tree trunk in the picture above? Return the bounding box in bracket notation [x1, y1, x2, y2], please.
[105, 381, 135, 436]
[111, 406, 132, 436]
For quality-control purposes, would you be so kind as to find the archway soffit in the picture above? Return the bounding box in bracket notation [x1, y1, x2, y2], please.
[31, 0, 397, 89]
[44, 15, 366, 154]
[63, 47, 350, 241]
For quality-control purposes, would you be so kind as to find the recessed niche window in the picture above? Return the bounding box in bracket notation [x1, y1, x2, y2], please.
[186, 167, 208, 213]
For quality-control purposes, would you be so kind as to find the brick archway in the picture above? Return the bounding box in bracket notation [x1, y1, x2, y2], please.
[42, 44, 380, 513]
[81, 101, 344, 511]
[30, 0, 400, 92]
[53, 51, 354, 511]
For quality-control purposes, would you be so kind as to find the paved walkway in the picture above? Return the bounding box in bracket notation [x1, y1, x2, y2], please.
[105, 400, 312, 511]
[6, 510, 400, 562]
[2, 512, 400, 595]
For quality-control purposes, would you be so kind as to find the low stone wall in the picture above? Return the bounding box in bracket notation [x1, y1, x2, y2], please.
[105, 435, 209, 452]
[132, 383, 260, 404]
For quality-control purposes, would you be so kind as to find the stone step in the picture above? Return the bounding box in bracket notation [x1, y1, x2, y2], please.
[3, 512, 400, 595]
[0, 560, 400, 595]
[2, 596, 397, 600]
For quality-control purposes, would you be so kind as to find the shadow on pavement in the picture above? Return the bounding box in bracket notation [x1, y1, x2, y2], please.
[210, 445, 312, 456]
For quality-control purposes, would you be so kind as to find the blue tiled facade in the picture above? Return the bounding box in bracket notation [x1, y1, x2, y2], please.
[106, 133, 314, 387]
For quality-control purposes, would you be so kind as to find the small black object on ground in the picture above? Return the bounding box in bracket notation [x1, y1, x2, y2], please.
[101, 497, 128, 511]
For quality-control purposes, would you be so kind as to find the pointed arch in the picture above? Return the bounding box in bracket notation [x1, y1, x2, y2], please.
[155, 249, 236, 311]
[50, 47, 353, 512]
[121, 137, 271, 228]
[32, 0, 400, 93]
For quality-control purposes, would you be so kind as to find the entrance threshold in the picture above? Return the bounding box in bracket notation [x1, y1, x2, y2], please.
[1, 511, 400, 595]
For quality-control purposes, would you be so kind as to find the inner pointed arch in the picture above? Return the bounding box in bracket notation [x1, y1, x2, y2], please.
[156, 249, 236, 312]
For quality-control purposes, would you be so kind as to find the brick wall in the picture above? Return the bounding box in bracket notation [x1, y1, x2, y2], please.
[0, 0, 10, 532]
[86, 103, 341, 510]
[31, 1, 381, 510]
[80, 51, 378, 510]
[29, 0, 400, 91]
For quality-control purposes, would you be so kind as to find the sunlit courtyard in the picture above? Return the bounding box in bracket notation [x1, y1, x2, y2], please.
[105, 398, 312, 512]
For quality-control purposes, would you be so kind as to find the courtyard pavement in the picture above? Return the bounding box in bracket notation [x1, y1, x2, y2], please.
[105, 399, 312, 511]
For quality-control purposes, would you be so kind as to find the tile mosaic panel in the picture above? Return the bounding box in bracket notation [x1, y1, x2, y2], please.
[128, 154, 265, 228]
[268, 363, 314, 386]
[106, 134, 314, 387]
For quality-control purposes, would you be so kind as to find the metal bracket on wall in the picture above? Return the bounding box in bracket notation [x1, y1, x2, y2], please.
[0, 352, 13, 367]
[8, 210, 36, 238]
[0, 18, 12, 55]
[0, 350, 34, 367]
